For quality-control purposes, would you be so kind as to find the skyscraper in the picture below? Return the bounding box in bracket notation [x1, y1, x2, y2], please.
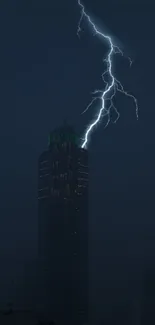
[38, 124, 89, 324]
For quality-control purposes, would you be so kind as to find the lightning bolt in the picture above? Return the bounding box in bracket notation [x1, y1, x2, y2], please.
[77, 0, 138, 149]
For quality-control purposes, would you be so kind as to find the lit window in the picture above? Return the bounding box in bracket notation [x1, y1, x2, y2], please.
[39, 173, 50, 178]
[40, 160, 48, 165]
[40, 167, 48, 171]
[38, 195, 49, 200]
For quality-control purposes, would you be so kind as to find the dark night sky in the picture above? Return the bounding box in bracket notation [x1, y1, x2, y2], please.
[0, 0, 155, 321]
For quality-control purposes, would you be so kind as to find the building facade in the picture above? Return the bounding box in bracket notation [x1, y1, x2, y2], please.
[38, 125, 89, 324]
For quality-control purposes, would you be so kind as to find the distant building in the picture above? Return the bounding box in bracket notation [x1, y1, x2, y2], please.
[38, 124, 89, 324]
[141, 267, 155, 325]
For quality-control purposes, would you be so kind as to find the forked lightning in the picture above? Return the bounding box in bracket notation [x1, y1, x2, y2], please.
[77, 0, 138, 149]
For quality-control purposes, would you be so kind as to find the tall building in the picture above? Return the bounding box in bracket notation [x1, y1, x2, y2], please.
[38, 124, 89, 324]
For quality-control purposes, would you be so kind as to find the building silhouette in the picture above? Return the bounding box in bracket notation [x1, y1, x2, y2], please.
[38, 124, 89, 324]
[141, 266, 155, 325]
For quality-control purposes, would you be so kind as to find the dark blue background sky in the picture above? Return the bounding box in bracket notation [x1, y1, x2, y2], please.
[0, 0, 155, 322]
